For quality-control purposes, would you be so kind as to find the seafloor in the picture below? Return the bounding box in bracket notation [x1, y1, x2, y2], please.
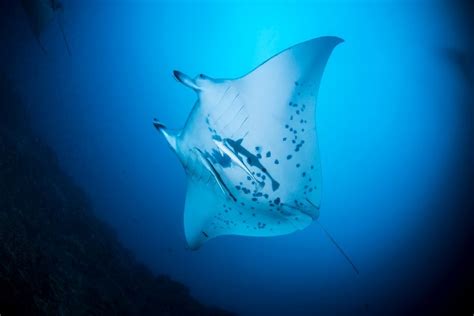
[0, 73, 233, 315]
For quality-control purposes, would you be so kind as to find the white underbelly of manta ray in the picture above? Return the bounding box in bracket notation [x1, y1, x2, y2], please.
[153, 37, 355, 272]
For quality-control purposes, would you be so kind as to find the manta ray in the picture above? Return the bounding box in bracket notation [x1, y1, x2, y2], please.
[154, 37, 357, 273]
[21, 0, 71, 55]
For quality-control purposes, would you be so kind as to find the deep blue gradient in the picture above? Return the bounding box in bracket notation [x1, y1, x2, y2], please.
[2, 1, 473, 315]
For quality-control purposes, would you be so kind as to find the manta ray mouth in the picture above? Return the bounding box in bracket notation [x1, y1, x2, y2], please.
[173, 70, 200, 90]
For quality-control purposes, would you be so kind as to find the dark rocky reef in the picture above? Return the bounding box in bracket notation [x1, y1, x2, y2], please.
[0, 73, 233, 316]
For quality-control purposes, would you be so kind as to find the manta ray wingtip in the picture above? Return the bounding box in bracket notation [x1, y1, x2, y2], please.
[313, 36, 344, 46]
[326, 36, 345, 45]
[185, 238, 204, 251]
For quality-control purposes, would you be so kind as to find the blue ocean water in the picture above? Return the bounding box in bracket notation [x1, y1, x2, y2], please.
[3, 0, 472, 315]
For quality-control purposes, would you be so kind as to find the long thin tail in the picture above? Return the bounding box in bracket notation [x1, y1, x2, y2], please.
[56, 15, 72, 56]
[36, 36, 48, 55]
[316, 220, 359, 275]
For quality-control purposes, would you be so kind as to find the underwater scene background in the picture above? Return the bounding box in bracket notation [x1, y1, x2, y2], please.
[0, 0, 473, 315]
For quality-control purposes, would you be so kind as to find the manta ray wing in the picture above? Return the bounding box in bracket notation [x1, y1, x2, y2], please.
[229, 36, 344, 213]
